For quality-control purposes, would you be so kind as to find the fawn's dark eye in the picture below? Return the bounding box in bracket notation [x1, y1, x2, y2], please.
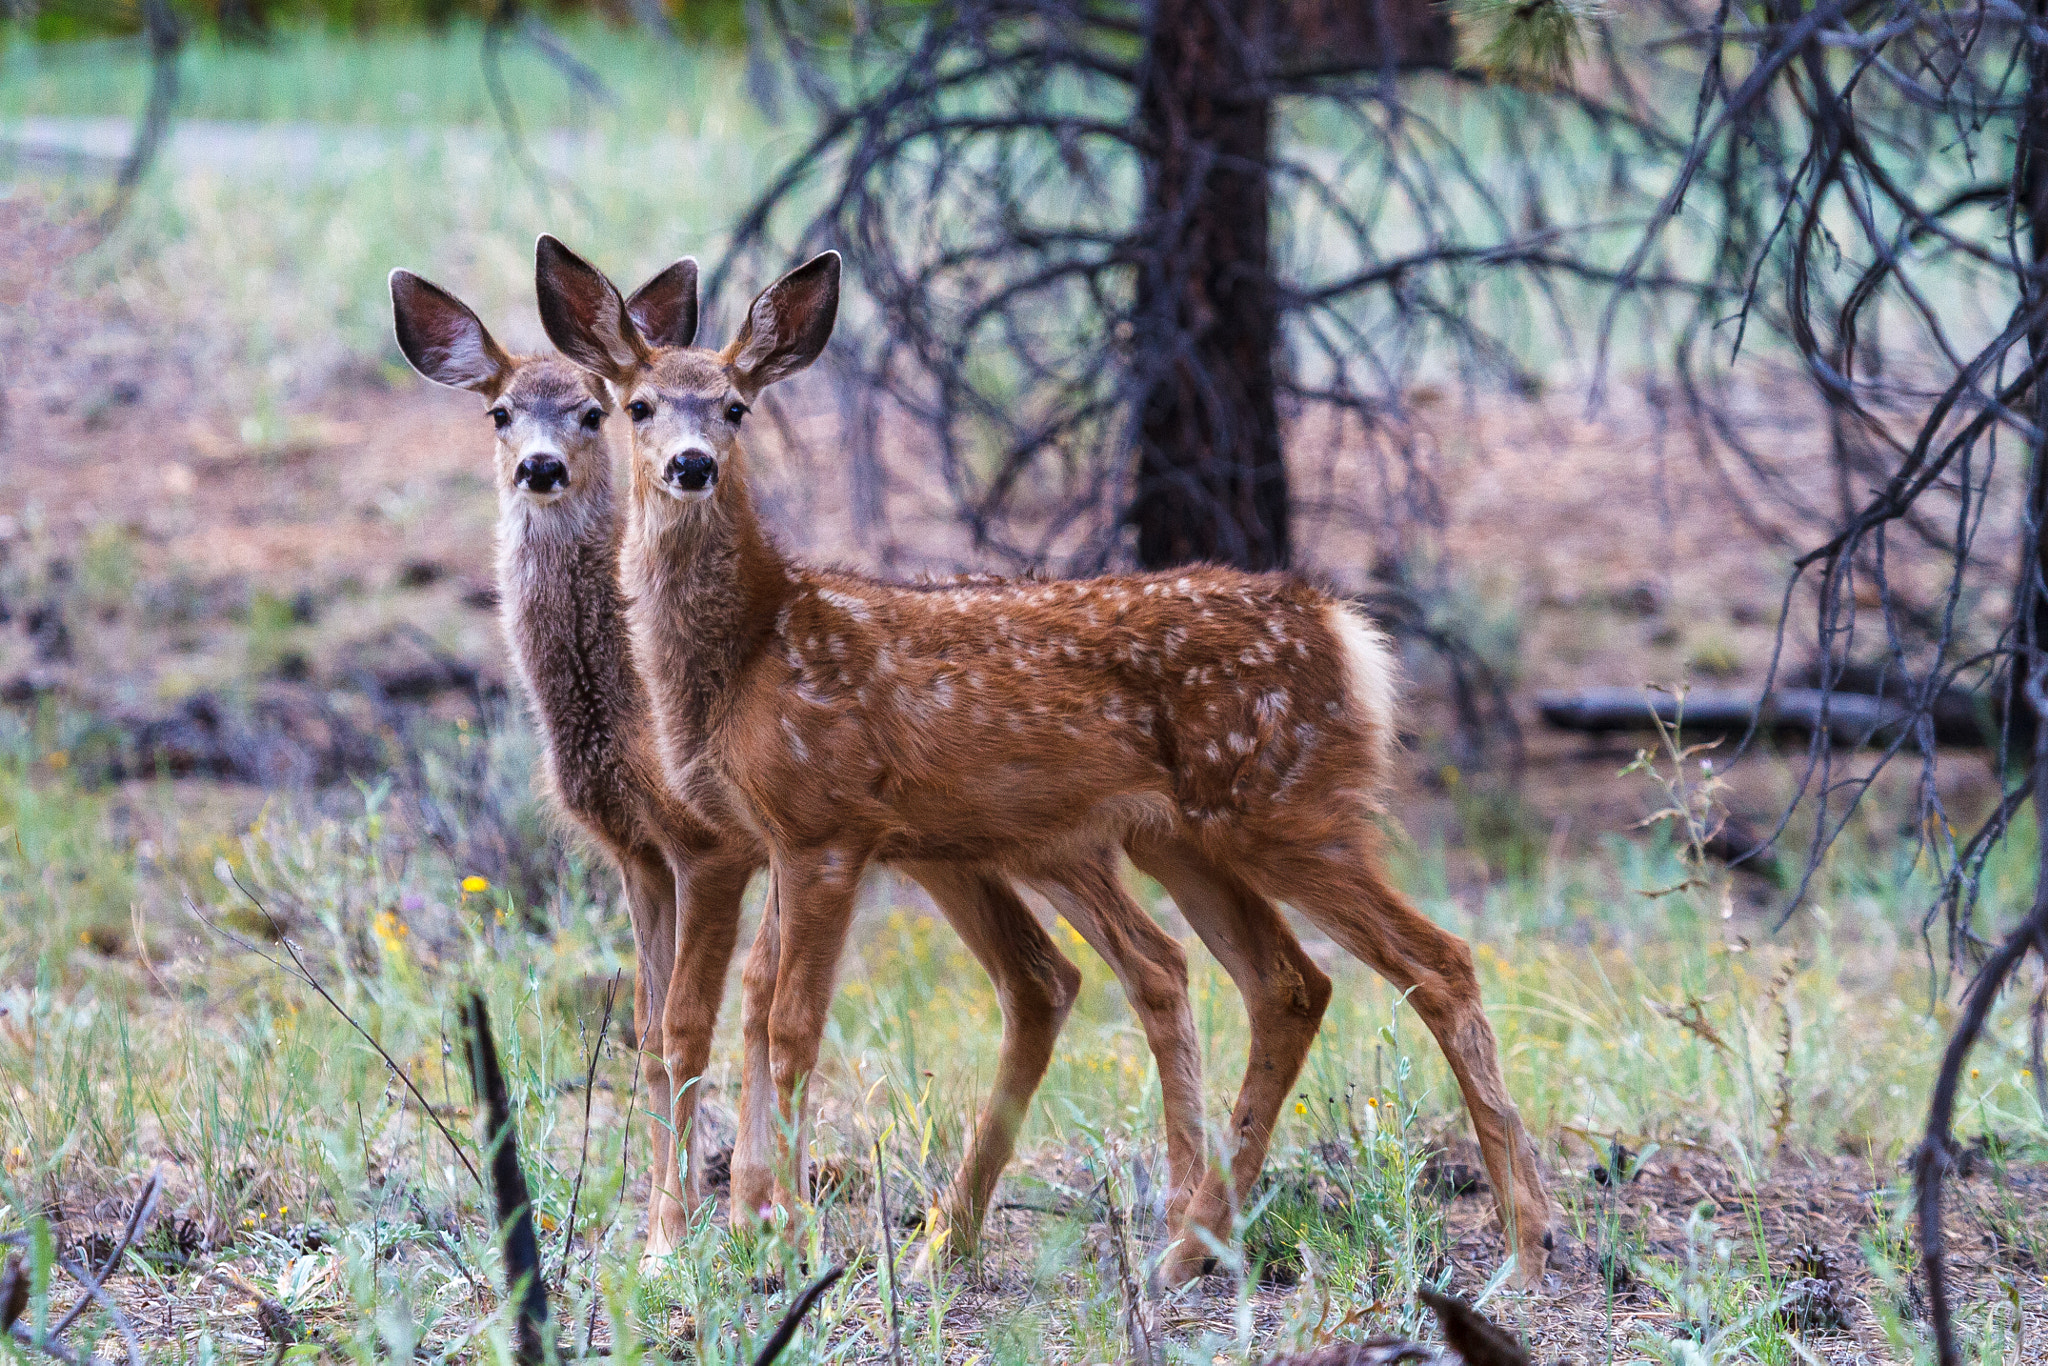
[725, 402, 748, 424]
[489, 407, 511, 430]
[627, 400, 653, 421]
[580, 407, 604, 431]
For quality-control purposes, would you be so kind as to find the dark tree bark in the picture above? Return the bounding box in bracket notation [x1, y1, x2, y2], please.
[2021, 0, 2048, 740]
[1130, 0, 1289, 571]
[1127, 0, 1455, 571]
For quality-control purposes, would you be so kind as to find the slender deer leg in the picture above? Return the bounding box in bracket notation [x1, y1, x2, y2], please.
[763, 847, 869, 1217]
[1248, 828, 1556, 1286]
[650, 849, 753, 1252]
[902, 861, 1079, 1263]
[619, 851, 681, 1261]
[1028, 860, 1205, 1235]
[1126, 837, 1330, 1287]
[731, 876, 784, 1224]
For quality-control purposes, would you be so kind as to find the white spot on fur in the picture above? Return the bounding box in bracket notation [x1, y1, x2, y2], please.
[781, 717, 810, 762]
[818, 588, 873, 621]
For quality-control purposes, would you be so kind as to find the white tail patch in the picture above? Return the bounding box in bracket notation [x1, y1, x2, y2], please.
[1324, 602, 1400, 798]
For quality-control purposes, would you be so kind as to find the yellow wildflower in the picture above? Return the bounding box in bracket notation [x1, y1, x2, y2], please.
[462, 875, 490, 894]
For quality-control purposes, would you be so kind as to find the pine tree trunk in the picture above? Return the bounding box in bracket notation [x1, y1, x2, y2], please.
[1125, 0, 1453, 571]
[1129, 0, 1289, 571]
[2019, 0, 2048, 750]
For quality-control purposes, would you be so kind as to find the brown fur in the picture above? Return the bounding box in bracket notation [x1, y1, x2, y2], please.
[535, 239, 1559, 1284]
[393, 267, 1210, 1263]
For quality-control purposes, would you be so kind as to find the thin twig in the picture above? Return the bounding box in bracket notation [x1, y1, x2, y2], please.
[749, 1266, 844, 1366]
[556, 972, 620, 1293]
[189, 879, 481, 1187]
[873, 1140, 902, 1366]
[47, 1169, 160, 1346]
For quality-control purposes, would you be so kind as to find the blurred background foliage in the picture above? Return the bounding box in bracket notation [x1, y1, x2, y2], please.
[1, 0, 749, 48]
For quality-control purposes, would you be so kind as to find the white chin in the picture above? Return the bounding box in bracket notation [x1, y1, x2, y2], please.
[661, 483, 716, 503]
[521, 489, 568, 505]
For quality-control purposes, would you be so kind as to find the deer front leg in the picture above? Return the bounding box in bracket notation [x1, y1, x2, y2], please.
[731, 877, 784, 1225]
[762, 846, 867, 1219]
[618, 851, 682, 1265]
[652, 849, 751, 1252]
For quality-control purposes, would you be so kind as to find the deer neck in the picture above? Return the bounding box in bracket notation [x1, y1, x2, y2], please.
[496, 476, 645, 813]
[622, 447, 795, 756]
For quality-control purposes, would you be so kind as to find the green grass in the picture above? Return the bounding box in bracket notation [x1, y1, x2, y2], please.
[0, 22, 747, 128]
[2, 700, 2044, 1362]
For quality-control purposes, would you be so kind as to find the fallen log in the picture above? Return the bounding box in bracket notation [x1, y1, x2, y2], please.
[1534, 686, 1997, 748]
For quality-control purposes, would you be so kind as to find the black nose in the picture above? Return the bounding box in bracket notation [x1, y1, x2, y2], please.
[515, 455, 567, 492]
[665, 453, 718, 492]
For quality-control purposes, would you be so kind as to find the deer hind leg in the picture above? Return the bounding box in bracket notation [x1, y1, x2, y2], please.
[655, 849, 751, 1246]
[1028, 858, 1205, 1239]
[1126, 837, 1331, 1287]
[902, 860, 1080, 1266]
[1249, 827, 1557, 1287]
[619, 850, 682, 1264]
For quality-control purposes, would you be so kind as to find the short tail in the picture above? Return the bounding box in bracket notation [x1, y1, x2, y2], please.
[1327, 600, 1402, 805]
[461, 991, 553, 1366]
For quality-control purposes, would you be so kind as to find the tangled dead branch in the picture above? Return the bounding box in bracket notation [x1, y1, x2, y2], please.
[1, 1170, 161, 1366]
[1601, 3, 2048, 948]
[1914, 676, 2048, 1366]
[1606, 8, 2048, 1360]
[710, 0, 1687, 590]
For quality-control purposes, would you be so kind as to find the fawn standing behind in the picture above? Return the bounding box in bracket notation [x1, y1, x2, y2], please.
[389, 268, 1211, 1266]
[536, 237, 1560, 1285]
[391, 267, 754, 1262]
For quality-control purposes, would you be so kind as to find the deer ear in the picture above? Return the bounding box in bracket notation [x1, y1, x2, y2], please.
[390, 270, 514, 393]
[626, 257, 699, 351]
[728, 251, 840, 394]
[534, 235, 648, 384]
